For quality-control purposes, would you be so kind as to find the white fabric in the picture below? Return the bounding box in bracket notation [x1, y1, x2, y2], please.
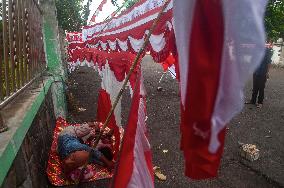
[166, 21, 173, 31]
[173, 0, 268, 153]
[94, 13, 160, 38]
[94, 28, 170, 53]
[210, 0, 268, 153]
[128, 98, 153, 188]
[128, 36, 145, 52]
[68, 41, 84, 44]
[100, 41, 107, 50]
[173, 0, 196, 106]
[108, 40, 117, 51]
[99, 62, 123, 127]
[149, 33, 166, 52]
[118, 39, 129, 51]
[67, 60, 95, 73]
[67, 33, 83, 42]
[128, 81, 134, 98]
[168, 65, 176, 79]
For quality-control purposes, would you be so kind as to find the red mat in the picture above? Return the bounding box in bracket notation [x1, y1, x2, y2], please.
[46, 118, 114, 186]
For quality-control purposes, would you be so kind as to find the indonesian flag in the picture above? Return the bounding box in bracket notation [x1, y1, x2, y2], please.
[96, 89, 121, 160]
[112, 75, 154, 188]
[90, 0, 108, 23]
[174, 0, 268, 179]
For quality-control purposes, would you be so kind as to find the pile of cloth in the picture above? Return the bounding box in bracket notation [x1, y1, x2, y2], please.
[46, 118, 120, 186]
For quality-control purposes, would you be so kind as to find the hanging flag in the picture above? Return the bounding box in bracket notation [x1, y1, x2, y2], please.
[90, 0, 108, 23]
[96, 89, 121, 160]
[173, 0, 268, 179]
[112, 74, 154, 188]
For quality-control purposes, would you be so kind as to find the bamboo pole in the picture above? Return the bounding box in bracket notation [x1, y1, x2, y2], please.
[93, 0, 170, 148]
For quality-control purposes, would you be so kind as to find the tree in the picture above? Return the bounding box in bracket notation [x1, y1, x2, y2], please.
[55, 0, 92, 32]
[124, 0, 139, 9]
[265, 0, 284, 41]
[111, 0, 139, 9]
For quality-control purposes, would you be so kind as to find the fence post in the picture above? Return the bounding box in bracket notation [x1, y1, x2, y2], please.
[0, 112, 8, 133]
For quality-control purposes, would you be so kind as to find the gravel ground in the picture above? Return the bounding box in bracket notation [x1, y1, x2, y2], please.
[66, 56, 284, 188]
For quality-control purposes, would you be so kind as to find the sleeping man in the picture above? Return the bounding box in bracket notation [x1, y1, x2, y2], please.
[57, 122, 114, 175]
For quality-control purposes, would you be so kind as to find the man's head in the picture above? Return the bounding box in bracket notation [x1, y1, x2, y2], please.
[63, 150, 90, 175]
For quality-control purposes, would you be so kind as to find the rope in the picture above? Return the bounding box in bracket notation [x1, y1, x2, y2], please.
[75, 0, 171, 186]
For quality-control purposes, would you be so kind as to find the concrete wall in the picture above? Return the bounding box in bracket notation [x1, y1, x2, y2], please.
[41, 0, 67, 119]
[0, 0, 67, 187]
[1, 89, 56, 188]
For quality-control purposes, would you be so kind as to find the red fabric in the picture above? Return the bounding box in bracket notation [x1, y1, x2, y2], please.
[90, 0, 107, 23]
[98, 0, 107, 11]
[111, 11, 116, 17]
[46, 118, 113, 186]
[68, 28, 173, 66]
[86, 0, 165, 40]
[112, 74, 140, 188]
[161, 53, 175, 72]
[87, 10, 172, 44]
[96, 89, 120, 160]
[109, 61, 127, 82]
[143, 97, 155, 182]
[181, 0, 226, 179]
[112, 71, 153, 187]
[68, 11, 174, 66]
[72, 49, 141, 88]
[90, 11, 98, 23]
[66, 32, 82, 42]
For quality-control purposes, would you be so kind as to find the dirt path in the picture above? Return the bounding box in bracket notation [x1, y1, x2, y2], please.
[66, 56, 284, 188]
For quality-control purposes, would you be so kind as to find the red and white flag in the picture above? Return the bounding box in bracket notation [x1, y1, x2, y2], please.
[112, 76, 154, 188]
[173, 0, 268, 179]
[90, 0, 108, 23]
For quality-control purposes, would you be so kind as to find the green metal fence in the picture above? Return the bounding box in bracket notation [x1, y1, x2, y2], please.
[0, 0, 45, 108]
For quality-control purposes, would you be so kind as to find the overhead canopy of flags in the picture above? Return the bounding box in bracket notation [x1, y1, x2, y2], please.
[66, 0, 268, 186]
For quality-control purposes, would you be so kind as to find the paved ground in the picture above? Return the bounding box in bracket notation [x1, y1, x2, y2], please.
[66, 56, 284, 188]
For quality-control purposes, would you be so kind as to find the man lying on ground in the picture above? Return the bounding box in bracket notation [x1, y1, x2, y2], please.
[57, 121, 114, 176]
